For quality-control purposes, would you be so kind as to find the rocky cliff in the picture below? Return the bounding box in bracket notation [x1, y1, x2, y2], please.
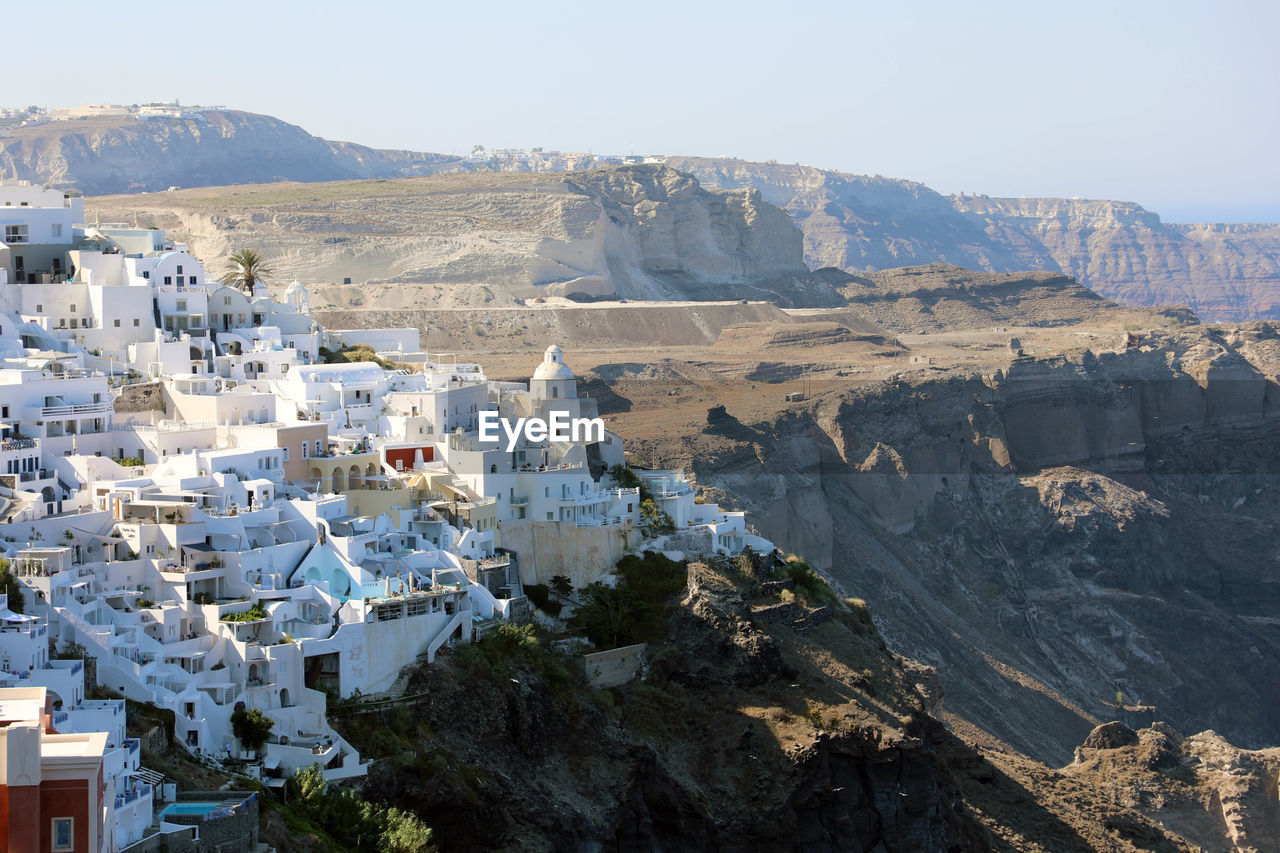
[668, 157, 1280, 323]
[0, 110, 464, 195]
[329, 555, 1279, 851]
[615, 323, 1280, 768]
[87, 166, 837, 306]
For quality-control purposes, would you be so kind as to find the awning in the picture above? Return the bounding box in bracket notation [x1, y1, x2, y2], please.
[181, 543, 218, 553]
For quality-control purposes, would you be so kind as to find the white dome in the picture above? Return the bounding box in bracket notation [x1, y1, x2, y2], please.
[533, 344, 574, 381]
[533, 361, 575, 381]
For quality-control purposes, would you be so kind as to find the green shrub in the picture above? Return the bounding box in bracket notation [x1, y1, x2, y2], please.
[51, 640, 87, 660]
[287, 764, 433, 851]
[639, 499, 675, 536]
[524, 583, 562, 617]
[569, 552, 688, 648]
[230, 707, 274, 751]
[785, 559, 834, 603]
[221, 603, 268, 622]
[0, 558, 23, 613]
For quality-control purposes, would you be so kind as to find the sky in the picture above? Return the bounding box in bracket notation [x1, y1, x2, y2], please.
[9, 0, 1278, 221]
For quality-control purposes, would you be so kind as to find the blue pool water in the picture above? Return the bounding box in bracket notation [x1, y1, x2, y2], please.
[160, 801, 220, 818]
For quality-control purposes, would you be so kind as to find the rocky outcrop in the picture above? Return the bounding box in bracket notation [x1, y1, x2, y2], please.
[624, 324, 1280, 766]
[671, 157, 1280, 323]
[348, 560, 985, 851]
[1067, 725, 1280, 852]
[954, 196, 1280, 323]
[88, 165, 839, 307]
[0, 110, 464, 194]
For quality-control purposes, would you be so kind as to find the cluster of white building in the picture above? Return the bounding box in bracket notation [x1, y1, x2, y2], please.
[3, 103, 219, 127]
[466, 146, 666, 172]
[0, 181, 771, 849]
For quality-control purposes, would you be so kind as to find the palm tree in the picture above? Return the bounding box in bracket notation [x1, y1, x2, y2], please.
[221, 249, 274, 295]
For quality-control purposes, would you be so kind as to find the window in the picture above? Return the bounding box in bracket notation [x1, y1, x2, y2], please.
[142, 271, 150, 280]
[164, 276, 172, 285]
[177, 276, 185, 286]
[35, 303, 41, 312]
[3, 224, 28, 244]
[51, 224, 62, 238]
[223, 296, 232, 306]
[52, 817, 73, 851]
[133, 318, 140, 326]
[190, 276, 198, 285]
[69, 304, 76, 312]
[114, 319, 120, 327]
[177, 265, 184, 274]
[176, 300, 187, 312]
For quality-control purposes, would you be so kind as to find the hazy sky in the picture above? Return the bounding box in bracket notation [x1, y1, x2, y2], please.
[10, 0, 1278, 221]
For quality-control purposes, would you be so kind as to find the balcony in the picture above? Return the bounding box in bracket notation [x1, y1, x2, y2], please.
[0, 437, 37, 452]
[28, 401, 112, 420]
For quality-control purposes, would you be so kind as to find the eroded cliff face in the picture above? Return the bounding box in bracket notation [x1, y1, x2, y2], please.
[626, 325, 1280, 765]
[672, 157, 1280, 323]
[87, 165, 836, 307]
[954, 196, 1280, 323]
[343, 560, 987, 852]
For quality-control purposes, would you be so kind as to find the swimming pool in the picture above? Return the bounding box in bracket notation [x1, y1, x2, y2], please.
[160, 801, 221, 818]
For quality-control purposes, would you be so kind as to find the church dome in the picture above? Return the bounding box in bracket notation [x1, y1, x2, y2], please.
[533, 344, 575, 381]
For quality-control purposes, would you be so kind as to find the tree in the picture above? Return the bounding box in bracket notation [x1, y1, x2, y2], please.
[639, 499, 675, 536]
[286, 763, 327, 813]
[221, 249, 274, 295]
[0, 558, 24, 614]
[569, 583, 636, 648]
[548, 575, 573, 598]
[230, 707, 274, 752]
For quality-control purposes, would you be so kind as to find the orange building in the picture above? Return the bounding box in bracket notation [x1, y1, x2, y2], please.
[0, 687, 108, 853]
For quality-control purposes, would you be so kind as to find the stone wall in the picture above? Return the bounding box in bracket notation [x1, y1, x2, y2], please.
[114, 382, 165, 414]
[582, 643, 646, 688]
[500, 520, 641, 587]
[120, 826, 197, 853]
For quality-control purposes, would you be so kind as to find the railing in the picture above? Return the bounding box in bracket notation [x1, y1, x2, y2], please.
[0, 438, 37, 451]
[19, 469, 54, 482]
[33, 401, 111, 419]
[114, 782, 152, 809]
[111, 422, 215, 433]
[652, 487, 693, 498]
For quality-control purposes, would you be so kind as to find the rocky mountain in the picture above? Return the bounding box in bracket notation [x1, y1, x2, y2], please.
[667, 157, 1280, 323]
[326, 556, 1279, 852]
[613, 321, 1280, 770]
[88, 166, 840, 307]
[0, 110, 465, 195]
[6, 103, 1259, 320]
